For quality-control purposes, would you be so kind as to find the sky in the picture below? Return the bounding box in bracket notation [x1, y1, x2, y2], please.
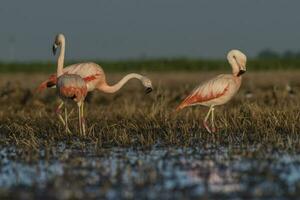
[0, 0, 300, 61]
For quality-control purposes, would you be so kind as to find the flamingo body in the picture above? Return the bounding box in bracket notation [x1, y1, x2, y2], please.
[37, 62, 104, 92]
[176, 74, 241, 110]
[57, 74, 88, 103]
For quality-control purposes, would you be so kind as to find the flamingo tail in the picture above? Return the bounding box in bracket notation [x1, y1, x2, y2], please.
[176, 103, 186, 112]
[35, 80, 55, 93]
[35, 75, 57, 93]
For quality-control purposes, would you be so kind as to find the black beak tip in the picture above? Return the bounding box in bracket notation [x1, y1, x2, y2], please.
[52, 45, 57, 55]
[145, 87, 153, 94]
[237, 70, 246, 76]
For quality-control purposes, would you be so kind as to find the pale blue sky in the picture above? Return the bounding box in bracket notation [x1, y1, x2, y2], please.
[0, 0, 299, 61]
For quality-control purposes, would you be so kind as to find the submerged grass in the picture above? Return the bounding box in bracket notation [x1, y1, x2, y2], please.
[0, 71, 300, 153]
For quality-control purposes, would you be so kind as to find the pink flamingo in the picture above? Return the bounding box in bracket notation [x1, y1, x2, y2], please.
[54, 34, 88, 136]
[176, 49, 247, 133]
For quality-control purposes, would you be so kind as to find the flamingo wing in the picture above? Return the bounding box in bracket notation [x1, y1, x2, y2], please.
[36, 62, 103, 92]
[176, 75, 230, 110]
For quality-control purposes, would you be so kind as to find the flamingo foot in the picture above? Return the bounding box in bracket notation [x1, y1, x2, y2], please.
[203, 121, 212, 133]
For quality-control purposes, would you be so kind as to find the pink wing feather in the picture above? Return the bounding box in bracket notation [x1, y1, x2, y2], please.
[36, 62, 103, 92]
[176, 75, 230, 111]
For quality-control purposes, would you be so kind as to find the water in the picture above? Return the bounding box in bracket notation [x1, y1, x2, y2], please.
[0, 144, 300, 199]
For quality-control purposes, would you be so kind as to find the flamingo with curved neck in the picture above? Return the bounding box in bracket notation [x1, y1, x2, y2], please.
[176, 49, 247, 133]
[98, 73, 152, 94]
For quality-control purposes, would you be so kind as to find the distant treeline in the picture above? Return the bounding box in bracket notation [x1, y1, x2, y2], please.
[1, 51, 300, 73]
[258, 49, 300, 59]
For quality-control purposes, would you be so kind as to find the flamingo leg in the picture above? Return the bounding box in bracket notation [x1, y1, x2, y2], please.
[203, 106, 213, 133]
[66, 108, 74, 118]
[56, 101, 66, 127]
[81, 102, 86, 136]
[211, 107, 216, 133]
[78, 104, 82, 136]
[64, 105, 71, 134]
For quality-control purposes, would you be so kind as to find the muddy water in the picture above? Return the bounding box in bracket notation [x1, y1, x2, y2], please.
[0, 144, 300, 199]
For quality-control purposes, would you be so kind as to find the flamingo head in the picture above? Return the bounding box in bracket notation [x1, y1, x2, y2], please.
[227, 49, 247, 77]
[142, 77, 153, 94]
[52, 33, 65, 55]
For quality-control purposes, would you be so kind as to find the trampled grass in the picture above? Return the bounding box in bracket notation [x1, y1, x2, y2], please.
[0, 70, 299, 152]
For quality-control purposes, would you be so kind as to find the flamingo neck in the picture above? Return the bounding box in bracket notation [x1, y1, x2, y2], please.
[99, 73, 144, 93]
[228, 55, 240, 76]
[57, 40, 65, 77]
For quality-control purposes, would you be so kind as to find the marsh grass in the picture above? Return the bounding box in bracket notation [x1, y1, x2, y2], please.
[0, 71, 300, 154]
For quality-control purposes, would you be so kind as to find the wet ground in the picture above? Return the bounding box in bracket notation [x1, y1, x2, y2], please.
[0, 144, 300, 199]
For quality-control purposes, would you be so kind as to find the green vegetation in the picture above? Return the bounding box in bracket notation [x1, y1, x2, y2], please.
[1, 58, 300, 73]
[0, 71, 299, 150]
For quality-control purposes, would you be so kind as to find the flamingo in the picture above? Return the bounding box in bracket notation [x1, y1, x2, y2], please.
[176, 49, 247, 133]
[53, 34, 88, 136]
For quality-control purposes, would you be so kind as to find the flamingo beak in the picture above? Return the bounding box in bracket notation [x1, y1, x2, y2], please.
[145, 87, 153, 94]
[237, 69, 246, 76]
[52, 44, 58, 55]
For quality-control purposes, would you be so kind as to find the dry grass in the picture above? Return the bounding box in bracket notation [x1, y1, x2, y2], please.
[0, 71, 300, 151]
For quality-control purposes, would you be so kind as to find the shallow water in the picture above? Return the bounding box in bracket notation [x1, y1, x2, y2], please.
[0, 144, 300, 199]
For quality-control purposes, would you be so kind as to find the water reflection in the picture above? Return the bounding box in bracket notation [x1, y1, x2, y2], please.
[0, 145, 300, 199]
